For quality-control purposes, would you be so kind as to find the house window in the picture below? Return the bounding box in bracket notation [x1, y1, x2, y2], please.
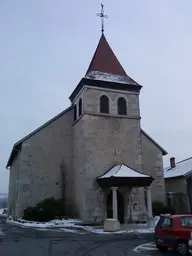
[74, 104, 77, 121]
[78, 98, 82, 117]
[117, 97, 127, 115]
[100, 95, 109, 114]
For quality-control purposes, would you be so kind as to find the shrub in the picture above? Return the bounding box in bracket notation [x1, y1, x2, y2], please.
[152, 200, 176, 216]
[23, 206, 39, 221]
[23, 197, 65, 222]
[164, 205, 176, 215]
[152, 201, 165, 216]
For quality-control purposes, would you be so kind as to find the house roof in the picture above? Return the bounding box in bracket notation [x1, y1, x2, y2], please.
[84, 33, 139, 85]
[164, 157, 192, 179]
[98, 164, 151, 179]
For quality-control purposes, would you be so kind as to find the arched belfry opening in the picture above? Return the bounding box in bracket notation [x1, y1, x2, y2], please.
[118, 97, 127, 115]
[100, 95, 109, 114]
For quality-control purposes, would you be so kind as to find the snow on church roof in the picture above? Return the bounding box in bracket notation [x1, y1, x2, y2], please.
[99, 164, 151, 179]
[164, 157, 192, 179]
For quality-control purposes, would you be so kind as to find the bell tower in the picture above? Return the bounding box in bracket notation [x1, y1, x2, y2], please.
[69, 6, 143, 222]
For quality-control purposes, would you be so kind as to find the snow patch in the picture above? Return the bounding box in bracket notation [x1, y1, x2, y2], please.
[6, 216, 160, 235]
[0, 208, 7, 216]
[99, 164, 151, 179]
[6, 218, 82, 228]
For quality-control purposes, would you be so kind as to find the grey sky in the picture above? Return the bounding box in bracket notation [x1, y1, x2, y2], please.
[1, 0, 192, 193]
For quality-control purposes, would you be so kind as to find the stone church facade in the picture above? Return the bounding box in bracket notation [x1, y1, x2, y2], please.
[6, 33, 167, 223]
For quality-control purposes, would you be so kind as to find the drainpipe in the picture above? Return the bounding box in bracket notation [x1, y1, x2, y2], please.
[187, 178, 192, 214]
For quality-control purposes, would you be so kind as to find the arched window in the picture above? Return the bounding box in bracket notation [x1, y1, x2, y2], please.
[100, 95, 109, 114]
[74, 104, 77, 121]
[78, 98, 82, 117]
[118, 97, 127, 115]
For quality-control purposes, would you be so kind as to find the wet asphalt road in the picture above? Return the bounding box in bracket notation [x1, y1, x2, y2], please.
[0, 216, 174, 256]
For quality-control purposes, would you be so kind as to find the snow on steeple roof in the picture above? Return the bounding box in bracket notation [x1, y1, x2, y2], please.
[85, 33, 139, 85]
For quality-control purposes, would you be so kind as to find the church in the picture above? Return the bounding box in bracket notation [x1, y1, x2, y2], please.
[6, 29, 167, 224]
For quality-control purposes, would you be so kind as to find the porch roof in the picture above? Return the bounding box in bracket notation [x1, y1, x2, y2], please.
[97, 164, 154, 188]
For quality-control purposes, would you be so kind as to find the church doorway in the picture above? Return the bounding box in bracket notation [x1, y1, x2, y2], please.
[106, 190, 125, 223]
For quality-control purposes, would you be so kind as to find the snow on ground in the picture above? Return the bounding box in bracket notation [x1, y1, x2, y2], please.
[0, 208, 7, 216]
[6, 216, 160, 234]
[7, 218, 82, 228]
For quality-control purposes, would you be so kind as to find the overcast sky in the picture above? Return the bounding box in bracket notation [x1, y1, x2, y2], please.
[0, 0, 192, 193]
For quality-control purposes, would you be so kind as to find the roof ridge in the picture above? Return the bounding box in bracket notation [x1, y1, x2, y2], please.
[175, 156, 192, 165]
[114, 164, 122, 175]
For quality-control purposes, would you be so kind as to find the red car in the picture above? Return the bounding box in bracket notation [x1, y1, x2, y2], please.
[155, 214, 192, 255]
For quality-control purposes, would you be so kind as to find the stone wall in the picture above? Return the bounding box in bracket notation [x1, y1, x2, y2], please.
[73, 87, 143, 222]
[12, 108, 74, 218]
[8, 152, 21, 216]
[141, 132, 165, 203]
[165, 177, 187, 194]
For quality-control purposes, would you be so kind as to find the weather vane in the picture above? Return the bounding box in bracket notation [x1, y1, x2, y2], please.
[97, 3, 108, 33]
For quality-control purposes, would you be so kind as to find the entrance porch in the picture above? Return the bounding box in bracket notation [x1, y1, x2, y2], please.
[97, 164, 154, 230]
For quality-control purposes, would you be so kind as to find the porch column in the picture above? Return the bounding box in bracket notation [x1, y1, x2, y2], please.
[111, 187, 118, 220]
[146, 186, 154, 227]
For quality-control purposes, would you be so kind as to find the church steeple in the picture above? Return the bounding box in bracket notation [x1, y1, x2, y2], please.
[86, 33, 127, 76]
[69, 6, 142, 102]
[85, 33, 139, 86]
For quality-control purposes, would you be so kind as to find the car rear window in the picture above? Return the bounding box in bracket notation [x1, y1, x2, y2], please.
[180, 217, 192, 227]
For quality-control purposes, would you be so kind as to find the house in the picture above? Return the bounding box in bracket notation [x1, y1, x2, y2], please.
[164, 157, 192, 214]
[6, 32, 167, 224]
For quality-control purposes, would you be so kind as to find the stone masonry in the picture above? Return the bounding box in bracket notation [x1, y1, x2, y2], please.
[72, 86, 165, 222]
[7, 33, 167, 221]
[8, 108, 75, 217]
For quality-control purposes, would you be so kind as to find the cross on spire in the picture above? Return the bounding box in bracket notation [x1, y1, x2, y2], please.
[97, 3, 108, 33]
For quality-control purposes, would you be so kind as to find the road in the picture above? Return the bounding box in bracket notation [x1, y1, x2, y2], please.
[0, 216, 174, 255]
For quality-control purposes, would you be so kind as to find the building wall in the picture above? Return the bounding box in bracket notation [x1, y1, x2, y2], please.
[141, 132, 165, 203]
[73, 87, 147, 222]
[165, 177, 187, 194]
[13, 108, 74, 218]
[8, 152, 21, 216]
[165, 177, 189, 214]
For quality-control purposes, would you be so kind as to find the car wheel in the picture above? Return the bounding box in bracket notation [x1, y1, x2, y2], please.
[156, 244, 168, 252]
[175, 241, 188, 256]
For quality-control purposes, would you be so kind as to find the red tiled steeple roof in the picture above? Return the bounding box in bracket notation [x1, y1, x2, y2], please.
[86, 33, 127, 76]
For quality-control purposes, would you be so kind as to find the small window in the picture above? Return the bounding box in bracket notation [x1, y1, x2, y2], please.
[118, 97, 127, 115]
[74, 104, 77, 121]
[161, 218, 172, 228]
[78, 98, 82, 117]
[100, 95, 109, 114]
[180, 217, 192, 227]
